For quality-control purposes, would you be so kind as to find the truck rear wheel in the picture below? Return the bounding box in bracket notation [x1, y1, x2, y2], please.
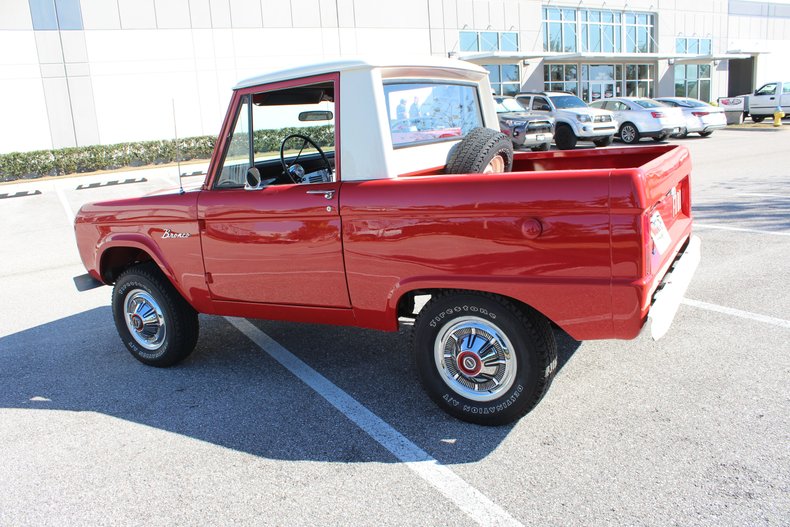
[413, 292, 557, 426]
[751, 115, 765, 123]
[593, 136, 613, 147]
[445, 127, 513, 174]
[112, 262, 199, 367]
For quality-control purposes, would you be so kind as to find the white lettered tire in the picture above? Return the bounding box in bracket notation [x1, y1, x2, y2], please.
[112, 262, 199, 367]
[413, 291, 557, 425]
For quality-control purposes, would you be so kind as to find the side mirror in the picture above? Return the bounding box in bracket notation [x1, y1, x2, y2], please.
[245, 167, 262, 190]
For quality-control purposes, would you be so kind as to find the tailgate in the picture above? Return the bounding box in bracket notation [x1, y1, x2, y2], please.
[638, 146, 695, 330]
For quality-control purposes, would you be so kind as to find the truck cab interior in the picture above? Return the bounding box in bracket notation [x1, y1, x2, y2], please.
[213, 81, 336, 189]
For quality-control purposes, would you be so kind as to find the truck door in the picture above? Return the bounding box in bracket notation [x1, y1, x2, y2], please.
[749, 82, 780, 115]
[198, 74, 351, 308]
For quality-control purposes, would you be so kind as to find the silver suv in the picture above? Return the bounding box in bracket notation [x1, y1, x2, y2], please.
[516, 92, 616, 150]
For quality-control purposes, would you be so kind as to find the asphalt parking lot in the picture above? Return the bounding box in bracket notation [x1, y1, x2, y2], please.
[1, 128, 788, 526]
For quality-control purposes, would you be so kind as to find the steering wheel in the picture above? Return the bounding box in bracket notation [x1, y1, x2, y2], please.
[279, 134, 333, 184]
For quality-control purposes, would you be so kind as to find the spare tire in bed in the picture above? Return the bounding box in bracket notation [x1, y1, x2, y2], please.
[445, 127, 514, 174]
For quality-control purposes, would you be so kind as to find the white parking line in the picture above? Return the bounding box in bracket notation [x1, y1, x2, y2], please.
[682, 298, 790, 329]
[226, 316, 523, 527]
[54, 182, 75, 224]
[694, 223, 790, 237]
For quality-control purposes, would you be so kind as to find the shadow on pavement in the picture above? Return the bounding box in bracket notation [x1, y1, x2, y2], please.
[0, 308, 582, 465]
[693, 195, 790, 231]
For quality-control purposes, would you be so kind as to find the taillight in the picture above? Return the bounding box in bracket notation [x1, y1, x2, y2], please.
[651, 111, 665, 118]
[692, 111, 709, 117]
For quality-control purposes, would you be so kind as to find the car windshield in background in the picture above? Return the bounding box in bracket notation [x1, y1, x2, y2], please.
[549, 95, 587, 109]
[383, 82, 482, 148]
[633, 99, 664, 109]
[496, 98, 524, 113]
[674, 99, 707, 108]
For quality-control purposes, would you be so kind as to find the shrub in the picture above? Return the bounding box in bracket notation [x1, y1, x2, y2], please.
[0, 126, 332, 182]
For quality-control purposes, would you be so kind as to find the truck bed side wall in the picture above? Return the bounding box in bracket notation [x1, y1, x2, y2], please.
[339, 170, 616, 340]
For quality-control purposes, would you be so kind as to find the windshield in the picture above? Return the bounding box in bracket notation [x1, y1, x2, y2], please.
[633, 99, 665, 109]
[671, 98, 707, 108]
[495, 98, 524, 113]
[549, 95, 587, 109]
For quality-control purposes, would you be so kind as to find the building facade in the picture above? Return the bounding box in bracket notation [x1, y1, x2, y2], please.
[1, 0, 788, 154]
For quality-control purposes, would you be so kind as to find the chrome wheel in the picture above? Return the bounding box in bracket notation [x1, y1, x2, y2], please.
[483, 154, 505, 174]
[620, 124, 638, 143]
[433, 316, 517, 402]
[124, 288, 166, 351]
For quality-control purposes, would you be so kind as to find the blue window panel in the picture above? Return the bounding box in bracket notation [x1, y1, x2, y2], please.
[460, 31, 478, 52]
[29, 0, 58, 30]
[56, 0, 83, 30]
[700, 39, 711, 55]
[480, 31, 498, 52]
[501, 64, 519, 83]
[500, 32, 518, 52]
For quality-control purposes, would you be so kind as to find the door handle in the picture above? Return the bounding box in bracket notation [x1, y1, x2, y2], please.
[306, 189, 335, 200]
[770, 97, 775, 100]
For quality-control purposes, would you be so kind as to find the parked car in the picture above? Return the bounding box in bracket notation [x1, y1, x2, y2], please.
[589, 97, 685, 144]
[745, 81, 790, 122]
[515, 92, 616, 150]
[654, 97, 727, 137]
[493, 96, 554, 151]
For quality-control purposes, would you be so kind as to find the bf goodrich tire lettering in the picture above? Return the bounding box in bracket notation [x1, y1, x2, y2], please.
[413, 291, 557, 426]
[112, 262, 199, 367]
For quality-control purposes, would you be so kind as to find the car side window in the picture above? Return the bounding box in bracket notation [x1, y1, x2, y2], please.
[783, 83, 790, 94]
[755, 83, 777, 96]
[532, 97, 550, 111]
[213, 80, 337, 189]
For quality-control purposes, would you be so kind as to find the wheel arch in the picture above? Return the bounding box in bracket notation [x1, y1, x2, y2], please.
[98, 236, 173, 285]
[393, 284, 555, 330]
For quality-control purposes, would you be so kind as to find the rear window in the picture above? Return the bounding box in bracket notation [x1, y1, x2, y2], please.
[383, 82, 482, 148]
[633, 99, 664, 109]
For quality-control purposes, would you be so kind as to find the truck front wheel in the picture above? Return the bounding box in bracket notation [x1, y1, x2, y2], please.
[413, 292, 557, 425]
[112, 263, 199, 367]
[554, 124, 578, 150]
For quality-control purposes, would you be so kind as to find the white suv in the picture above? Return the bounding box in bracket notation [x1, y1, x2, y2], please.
[516, 92, 617, 150]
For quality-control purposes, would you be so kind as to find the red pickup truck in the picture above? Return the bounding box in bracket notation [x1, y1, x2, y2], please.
[74, 58, 700, 425]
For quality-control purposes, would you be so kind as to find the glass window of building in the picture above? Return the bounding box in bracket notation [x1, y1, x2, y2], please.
[460, 30, 519, 53]
[675, 37, 712, 55]
[460, 31, 479, 52]
[543, 8, 577, 52]
[488, 65, 521, 96]
[624, 12, 655, 53]
[581, 10, 621, 53]
[29, 0, 83, 30]
[578, 64, 624, 102]
[674, 64, 711, 101]
[543, 64, 579, 96]
[625, 64, 655, 97]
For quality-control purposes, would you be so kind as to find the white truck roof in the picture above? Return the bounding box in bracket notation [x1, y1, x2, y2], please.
[233, 57, 498, 181]
[234, 57, 488, 90]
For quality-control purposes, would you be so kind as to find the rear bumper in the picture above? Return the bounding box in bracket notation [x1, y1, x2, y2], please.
[642, 235, 702, 340]
[511, 124, 553, 147]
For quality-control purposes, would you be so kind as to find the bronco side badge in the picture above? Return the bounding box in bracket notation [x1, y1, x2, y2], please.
[162, 229, 191, 239]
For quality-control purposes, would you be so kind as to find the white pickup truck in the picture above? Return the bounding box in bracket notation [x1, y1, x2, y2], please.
[719, 81, 790, 123]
